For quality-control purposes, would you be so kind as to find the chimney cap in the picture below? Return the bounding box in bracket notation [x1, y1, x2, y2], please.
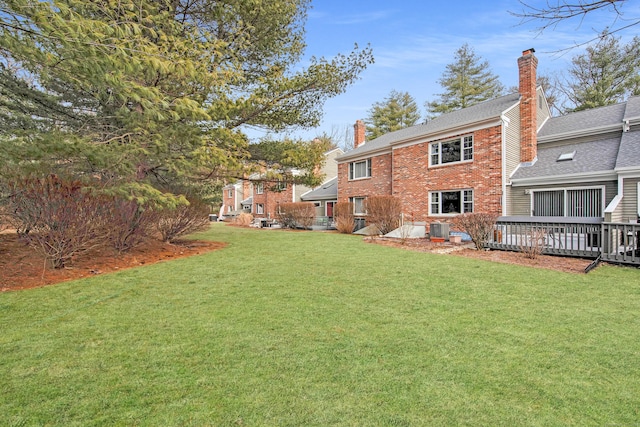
[522, 48, 535, 55]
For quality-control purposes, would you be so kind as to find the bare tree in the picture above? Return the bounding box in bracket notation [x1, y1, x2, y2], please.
[511, 1, 638, 46]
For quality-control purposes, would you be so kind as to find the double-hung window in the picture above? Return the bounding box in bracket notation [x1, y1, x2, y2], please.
[430, 135, 473, 166]
[256, 203, 264, 214]
[350, 197, 366, 215]
[227, 189, 233, 198]
[430, 189, 473, 215]
[349, 159, 372, 180]
[256, 182, 264, 194]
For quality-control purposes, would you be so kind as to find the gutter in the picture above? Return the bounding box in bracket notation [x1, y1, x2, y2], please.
[511, 170, 616, 186]
[537, 123, 622, 144]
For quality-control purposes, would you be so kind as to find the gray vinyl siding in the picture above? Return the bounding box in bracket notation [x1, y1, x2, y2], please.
[510, 180, 617, 216]
[622, 177, 640, 221]
[322, 149, 340, 179]
[536, 87, 551, 130]
[504, 106, 520, 215]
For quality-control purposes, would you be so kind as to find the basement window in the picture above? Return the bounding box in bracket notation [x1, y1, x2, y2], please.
[557, 150, 576, 162]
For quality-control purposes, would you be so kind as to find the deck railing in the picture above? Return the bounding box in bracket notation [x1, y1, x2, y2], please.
[486, 216, 640, 266]
[600, 222, 640, 265]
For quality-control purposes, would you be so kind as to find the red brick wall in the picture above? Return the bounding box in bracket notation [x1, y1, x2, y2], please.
[223, 187, 235, 213]
[337, 153, 393, 204]
[393, 126, 504, 224]
[253, 183, 295, 218]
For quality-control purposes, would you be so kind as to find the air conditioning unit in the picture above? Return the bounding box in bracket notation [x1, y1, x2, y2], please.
[430, 223, 450, 241]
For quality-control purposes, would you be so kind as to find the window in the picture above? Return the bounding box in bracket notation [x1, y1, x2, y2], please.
[350, 197, 366, 215]
[349, 159, 372, 180]
[275, 181, 287, 191]
[430, 135, 473, 166]
[256, 182, 264, 194]
[532, 188, 602, 217]
[227, 189, 233, 198]
[429, 190, 473, 215]
[256, 203, 264, 214]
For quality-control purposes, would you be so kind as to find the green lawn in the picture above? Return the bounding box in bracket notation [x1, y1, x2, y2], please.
[1, 223, 639, 426]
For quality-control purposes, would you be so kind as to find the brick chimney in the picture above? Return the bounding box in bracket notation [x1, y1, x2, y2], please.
[518, 48, 538, 163]
[354, 119, 365, 148]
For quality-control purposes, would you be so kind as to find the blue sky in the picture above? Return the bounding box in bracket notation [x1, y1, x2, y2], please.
[248, 0, 640, 142]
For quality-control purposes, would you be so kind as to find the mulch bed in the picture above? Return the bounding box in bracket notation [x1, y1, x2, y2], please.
[0, 233, 225, 292]
[364, 236, 595, 274]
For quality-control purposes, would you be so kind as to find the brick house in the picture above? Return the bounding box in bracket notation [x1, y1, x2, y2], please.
[336, 48, 640, 233]
[337, 49, 549, 229]
[222, 148, 343, 220]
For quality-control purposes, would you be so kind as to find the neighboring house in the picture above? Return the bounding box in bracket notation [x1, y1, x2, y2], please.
[300, 176, 338, 219]
[222, 147, 343, 220]
[337, 49, 550, 226]
[221, 180, 251, 217]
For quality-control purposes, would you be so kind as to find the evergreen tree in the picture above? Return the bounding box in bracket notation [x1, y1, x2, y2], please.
[365, 90, 421, 140]
[426, 44, 504, 116]
[0, 0, 373, 201]
[565, 31, 640, 111]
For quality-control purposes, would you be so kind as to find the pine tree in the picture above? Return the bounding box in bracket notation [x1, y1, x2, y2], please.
[426, 44, 504, 116]
[565, 31, 640, 112]
[0, 0, 373, 201]
[365, 90, 421, 140]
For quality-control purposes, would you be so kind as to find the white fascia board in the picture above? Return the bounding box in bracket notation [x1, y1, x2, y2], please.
[336, 147, 392, 163]
[614, 167, 640, 177]
[511, 170, 616, 186]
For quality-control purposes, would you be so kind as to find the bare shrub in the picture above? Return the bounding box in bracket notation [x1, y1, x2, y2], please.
[148, 197, 211, 242]
[399, 212, 415, 244]
[521, 227, 546, 259]
[234, 212, 253, 227]
[276, 202, 315, 229]
[452, 213, 498, 250]
[364, 195, 402, 235]
[6, 175, 110, 268]
[105, 198, 149, 253]
[334, 202, 355, 234]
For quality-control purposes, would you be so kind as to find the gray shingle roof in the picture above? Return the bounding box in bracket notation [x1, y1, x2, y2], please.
[511, 136, 620, 181]
[616, 129, 640, 169]
[538, 103, 625, 138]
[336, 92, 520, 160]
[300, 177, 337, 201]
[623, 96, 640, 121]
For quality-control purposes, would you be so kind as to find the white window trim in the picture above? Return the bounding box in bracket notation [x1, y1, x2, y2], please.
[529, 185, 605, 217]
[256, 203, 264, 215]
[349, 159, 372, 181]
[429, 189, 474, 216]
[256, 182, 264, 194]
[429, 134, 474, 167]
[350, 196, 366, 215]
